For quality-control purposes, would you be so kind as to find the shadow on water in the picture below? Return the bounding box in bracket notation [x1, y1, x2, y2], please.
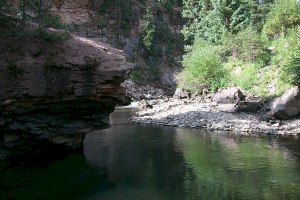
[1, 107, 300, 200]
[83, 107, 187, 200]
[0, 153, 115, 200]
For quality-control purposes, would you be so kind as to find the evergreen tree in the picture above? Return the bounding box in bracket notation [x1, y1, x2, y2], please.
[182, 0, 273, 44]
[262, 0, 300, 39]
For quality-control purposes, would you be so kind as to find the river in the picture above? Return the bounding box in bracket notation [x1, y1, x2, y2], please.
[1, 107, 300, 200]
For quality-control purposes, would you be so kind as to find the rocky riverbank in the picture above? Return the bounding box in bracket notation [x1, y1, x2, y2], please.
[131, 98, 300, 136]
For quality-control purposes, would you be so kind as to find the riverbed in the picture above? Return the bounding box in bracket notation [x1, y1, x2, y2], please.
[1, 107, 300, 200]
[131, 99, 300, 135]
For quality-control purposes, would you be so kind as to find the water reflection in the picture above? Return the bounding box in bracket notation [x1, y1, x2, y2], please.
[177, 129, 300, 200]
[84, 108, 186, 200]
[0, 108, 300, 200]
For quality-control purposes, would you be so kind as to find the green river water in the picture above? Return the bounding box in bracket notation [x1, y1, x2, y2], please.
[1, 107, 300, 200]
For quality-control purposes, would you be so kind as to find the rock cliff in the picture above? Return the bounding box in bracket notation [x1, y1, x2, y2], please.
[0, 26, 132, 159]
[51, 0, 94, 24]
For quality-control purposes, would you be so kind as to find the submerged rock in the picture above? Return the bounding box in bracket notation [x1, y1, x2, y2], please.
[0, 30, 132, 159]
[271, 86, 300, 120]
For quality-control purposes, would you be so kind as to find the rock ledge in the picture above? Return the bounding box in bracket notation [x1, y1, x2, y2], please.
[0, 29, 132, 159]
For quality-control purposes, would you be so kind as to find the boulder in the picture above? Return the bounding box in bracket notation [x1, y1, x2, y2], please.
[0, 27, 132, 159]
[212, 87, 245, 104]
[271, 86, 300, 120]
[173, 88, 191, 99]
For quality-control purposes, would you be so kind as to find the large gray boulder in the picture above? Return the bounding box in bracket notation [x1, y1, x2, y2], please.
[212, 87, 245, 104]
[271, 86, 300, 120]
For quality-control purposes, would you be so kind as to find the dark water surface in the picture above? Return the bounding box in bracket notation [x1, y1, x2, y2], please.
[1, 108, 300, 200]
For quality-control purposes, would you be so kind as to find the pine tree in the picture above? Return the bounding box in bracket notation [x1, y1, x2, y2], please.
[182, 0, 274, 44]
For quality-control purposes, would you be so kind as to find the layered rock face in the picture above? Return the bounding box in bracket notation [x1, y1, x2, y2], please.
[0, 30, 132, 159]
[51, 0, 94, 24]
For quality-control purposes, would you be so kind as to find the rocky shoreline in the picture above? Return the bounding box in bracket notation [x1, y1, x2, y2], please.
[130, 98, 300, 136]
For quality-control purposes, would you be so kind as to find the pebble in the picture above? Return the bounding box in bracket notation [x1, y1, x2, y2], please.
[131, 99, 300, 136]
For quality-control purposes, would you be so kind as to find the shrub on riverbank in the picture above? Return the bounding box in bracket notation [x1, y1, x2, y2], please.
[178, 0, 300, 96]
[177, 38, 228, 93]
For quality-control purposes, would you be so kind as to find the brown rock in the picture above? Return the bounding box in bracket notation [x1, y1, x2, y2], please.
[0, 27, 132, 159]
[212, 87, 245, 104]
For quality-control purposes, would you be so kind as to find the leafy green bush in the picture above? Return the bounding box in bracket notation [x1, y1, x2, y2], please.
[0, 0, 7, 9]
[270, 29, 299, 67]
[177, 38, 228, 93]
[182, 0, 273, 45]
[225, 60, 259, 92]
[130, 67, 145, 83]
[42, 14, 64, 29]
[141, 8, 156, 53]
[223, 27, 270, 65]
[96, 16, 106, 29]
[281, 46, 300, 85]
[97, 1, 113, 13]
[262, 0, 300, 39]
[39, 30, 71, 42]
[256, 64, 294, 96]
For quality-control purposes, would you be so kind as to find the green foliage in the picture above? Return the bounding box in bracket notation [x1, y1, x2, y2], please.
[223, 27, 270, 64]
[177, 38, 228, 93]
[179, 131, 300, 200]
[7, 24, 70, 42]
[39, 30, 71, 42]
[19, 0, 40, 12]
[138, 2, 181, 82]
[42, 14, 64, 29]
[147, 57, 161, 81]
[96, 16, 106, 29]
[130, 67, 145, 83]
[179, 0, 300, 95]
[181, 0, 202, 43]
[262, 0, 300, 39]
[225, 60, 259, 92]
[182, 0, 273, 44]
[281, 45, 300, 85]
[0, 0, 7, 9]
[267, 29, 299, 91]
[141, 8, 156, 53]
[161, 0, 175, 12]
[271, 29, 299, 67]
[257, 65, 292, 96]
[97, 0, 114, 13]
[97, 0, 147, 31]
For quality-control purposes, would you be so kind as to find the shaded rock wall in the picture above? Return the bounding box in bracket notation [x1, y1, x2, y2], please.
[51, 0, 94, 24]
[3, 0, 183, 95]
[0, 28, 132, 159]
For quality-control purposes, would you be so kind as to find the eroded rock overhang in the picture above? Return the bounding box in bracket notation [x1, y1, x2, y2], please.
[0, 31, 132, 159]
